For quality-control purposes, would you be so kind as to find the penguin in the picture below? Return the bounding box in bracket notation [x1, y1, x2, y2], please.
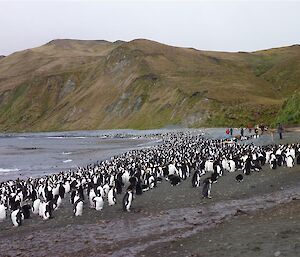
[11, 208, 23, 227]
[122, 188, 133, 212]
[32, 198, 41, 215]
[21, 204, 31, 219]
[148, 175, 156, 189]
[214, 163, 223, 176]
[192, 170, 201, 187]
[202, 177, 212, 199]
[252, 159, 262, 172]
[235, 174, 244, 182]
[180, 164, 188, 180]
[30, 188, 37, 202]
[244, 157, 252, 175]
[211, 172, 219, 183]
[74, 198, 84, 216]
[135, 179, 143, 195]
[0, 202, 6, 221]
[93, 194, 104, 211]
[270, 157, 277, 170]
[122, 171, 130, 185]
[276, 154, 283, 167]
[103, 184, 110, 197]
[204, 160, 214, 173]
[43, 201, 52, 220]
[286, 155, 294, 168]
[52, 184, 59, 197]
[77, 185, 84, 201]
[58, 183, 65, 199]
[129, 177, 138, 188]
[258, 153, 266, 166]
[64, 181, 71, 194]
[115, 173, 124, 194]
[168, 163, 178, 176]
[9, 195, 21, 211]
[167, 174, 181, 186]
[107, 187, 117, 206]
[53, 195, 62, 210]
[45, 188, 53, 202]
[115, 178, 123, 195]
[96, 185, 104, 198]
[70, 189, 76, 204]
[228, 160, 236, 173]
[162, 165, 169, 177]
[38, 201, 45, 218]
[89, 188, 96, 208]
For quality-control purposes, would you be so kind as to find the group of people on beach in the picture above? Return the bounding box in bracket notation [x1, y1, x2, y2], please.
[0, 130, 299, 227]
[226, 123, 285, 140]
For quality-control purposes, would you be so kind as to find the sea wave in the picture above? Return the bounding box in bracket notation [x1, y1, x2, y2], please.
[0, 168, 20, 174]
[63, 159, 72, 163]
[62, 152, 72, 155]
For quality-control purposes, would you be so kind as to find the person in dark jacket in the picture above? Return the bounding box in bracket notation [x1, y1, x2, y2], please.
[277, 123, 284, 140]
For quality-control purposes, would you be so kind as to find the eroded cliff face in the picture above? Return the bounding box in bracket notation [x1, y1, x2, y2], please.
[0, 39, 299, 132]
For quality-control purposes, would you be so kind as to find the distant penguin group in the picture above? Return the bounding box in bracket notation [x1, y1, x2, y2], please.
[0, 131, 299, 227]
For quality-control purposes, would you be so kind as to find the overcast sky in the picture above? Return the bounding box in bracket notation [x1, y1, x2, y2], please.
[0, 0, 299, 55]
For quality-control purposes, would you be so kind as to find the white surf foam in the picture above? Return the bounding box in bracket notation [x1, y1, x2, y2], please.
[63, 159, 73, 163]
[62, 152, 72, 155]
[0, 168, 20, 174]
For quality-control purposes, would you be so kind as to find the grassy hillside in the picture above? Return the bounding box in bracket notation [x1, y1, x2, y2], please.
[0, 39, 299, 132]
[276, 90, 300, 125]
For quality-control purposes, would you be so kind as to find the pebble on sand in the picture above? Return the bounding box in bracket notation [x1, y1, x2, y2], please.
[274, 250, 281, 256]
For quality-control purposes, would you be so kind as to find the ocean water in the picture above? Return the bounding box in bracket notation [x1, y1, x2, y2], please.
[0, 129, 168, 182]
[0, 128, 299, 182]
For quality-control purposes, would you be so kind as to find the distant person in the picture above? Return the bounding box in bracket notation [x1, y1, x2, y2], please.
[230, 128, 233, 136]
[226, 128, 230, 135]
[260, 124, 265, 134]
[277, 123, 284, 139]
[240, 127, 244, 137]
[247, 124, 252, 133]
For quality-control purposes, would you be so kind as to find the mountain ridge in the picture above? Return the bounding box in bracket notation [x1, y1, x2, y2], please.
[0, 39, 299, 132]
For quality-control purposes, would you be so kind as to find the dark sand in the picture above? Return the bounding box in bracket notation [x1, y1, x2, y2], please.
[141, 200, 300, 257]
[1, 163, 300, 257]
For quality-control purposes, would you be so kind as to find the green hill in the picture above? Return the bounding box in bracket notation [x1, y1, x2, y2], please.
[0, 39, 299, 132]
[276, 90, 300, 125]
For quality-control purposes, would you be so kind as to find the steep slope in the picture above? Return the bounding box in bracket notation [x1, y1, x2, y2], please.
[0, 39, 299, 132]
[276, 90, 300, 125]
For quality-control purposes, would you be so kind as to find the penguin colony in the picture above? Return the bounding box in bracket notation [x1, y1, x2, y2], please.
[0, 131, 299, 227]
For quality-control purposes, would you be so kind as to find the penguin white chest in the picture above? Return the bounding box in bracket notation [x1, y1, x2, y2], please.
[11, 209, 22, 227]
[286, 156, 294, 168]
[74, 200, 83, 216]
[32, 199, 41, 214]
[0, 204, 6, 221]
[94, 196, 104, 211]
[108, 189, 116, 206]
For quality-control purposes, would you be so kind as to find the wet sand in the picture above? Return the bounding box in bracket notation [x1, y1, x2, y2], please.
[1, 163, 300, 256]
